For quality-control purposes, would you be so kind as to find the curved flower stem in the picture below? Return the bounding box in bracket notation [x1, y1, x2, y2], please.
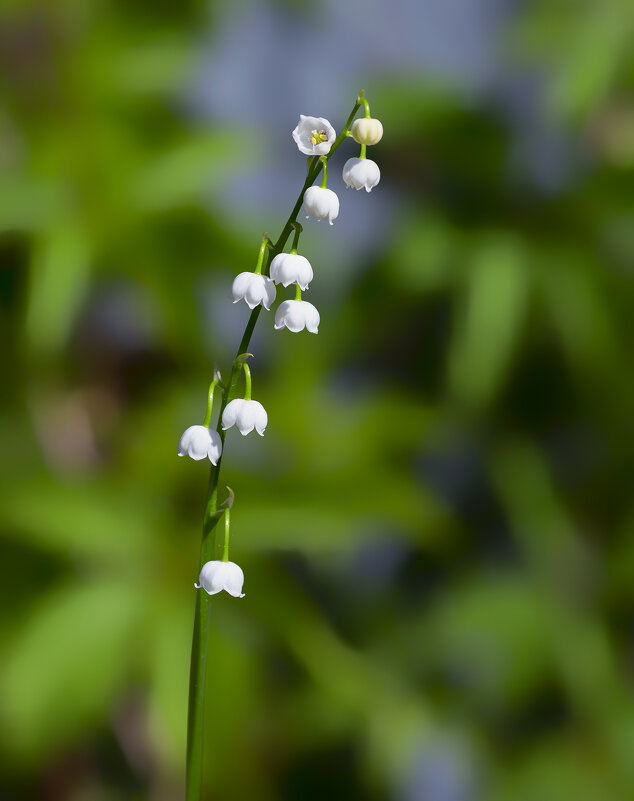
[359, 93, 371, 118]
[185, 92, 363, 801]
[221, 507, 231, 562]
[253, 234, 270, 275]
[202, 371, 222, 428]
[319, 156, 328, 189]
[290, 221, 302, 253]
[242, 362, 252, 401]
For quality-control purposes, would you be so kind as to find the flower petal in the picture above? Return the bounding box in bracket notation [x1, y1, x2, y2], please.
[221, 398, 242, 430]
[207, 429, 222, 465]
[292, 115, 336, 156]
[231, 272, 253, 303]
[235, 401, 257, 435]
[251, 401, 268, 435]
[220, 562, 245, 597]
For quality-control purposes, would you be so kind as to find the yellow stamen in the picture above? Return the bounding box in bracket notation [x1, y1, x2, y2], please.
[310, 129, 328, 145]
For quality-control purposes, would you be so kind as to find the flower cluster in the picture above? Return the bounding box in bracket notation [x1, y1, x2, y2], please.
[178, 94, 382, 599]
[295, 106, 383, 222]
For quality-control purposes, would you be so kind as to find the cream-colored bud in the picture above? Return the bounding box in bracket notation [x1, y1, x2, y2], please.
[351, 118, 383, 146]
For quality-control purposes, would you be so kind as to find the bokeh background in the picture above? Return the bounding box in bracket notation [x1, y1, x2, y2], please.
[1, 0, 633, 799]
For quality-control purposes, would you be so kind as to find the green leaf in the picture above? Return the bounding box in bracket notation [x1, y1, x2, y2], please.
[129, 133, 254, 213]
[25, 224, 91, 355]
[538, 252, 620, 379]
[0, 478, 155, 562]
[0, 178, 69, 234]
[1, 579, 143, 761]
[427, 577, 552, 708]
[146, 597, 191, 772]
[449, 233, 529, 406]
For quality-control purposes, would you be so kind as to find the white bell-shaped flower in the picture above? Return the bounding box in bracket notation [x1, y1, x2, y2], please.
[303, 186, 339, 225]
[343, 158, 381, 192]
[232, 272, 276, 310]
[269, 252, 313, 290]
[292, 115, 336, 156]
[222, 398, 267, 436]
[178, 425, 222, 464]
[351, 117, 383, 146]
[195, 560, 245, 598]
[274, 299, 320, 334]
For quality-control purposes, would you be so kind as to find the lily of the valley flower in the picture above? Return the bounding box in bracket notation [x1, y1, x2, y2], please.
[292, 115, 336, 156]
[232, 272, 276, 310]
[270, 252, 313, 290]
[274, 299, 320, 334]
[222, 398, 268, 436]
[195, 560, 245, 598]
[351, 117, 383, 145]
[343, 157, 381, 192]
[178, 425, 222, 464]
[303, 186, 339, 225]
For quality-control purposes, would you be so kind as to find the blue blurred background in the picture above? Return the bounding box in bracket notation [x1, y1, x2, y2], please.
[1, 1, 633, 799]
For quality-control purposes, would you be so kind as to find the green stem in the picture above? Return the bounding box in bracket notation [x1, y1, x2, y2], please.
[320, 156, 328, 189]
[294, 284, 302, 301]
[360, 144, 367, 160]
[242, 362, 252, 401]
[291, 221, 302, 253]
[185, 92, 363, 801]
[253, 235, 270, 275]
[202, 373, 222, 428]
[221, 508, 231, 562]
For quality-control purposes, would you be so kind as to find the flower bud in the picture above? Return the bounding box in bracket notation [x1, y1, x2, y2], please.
[178, 425, 222, 464]
[222, 398, 268, 436]
[351, 118, 383, 146]
[343, 157, 380, 193]
[232, 272, 276, 310]
[303, 186, 339, 225]
[274, 299, 320, 334]
[195, 560, 245, 598]
[269, 252, 313, 290]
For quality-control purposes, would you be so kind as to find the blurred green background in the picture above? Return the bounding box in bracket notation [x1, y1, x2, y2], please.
[1, 1, 633, 799]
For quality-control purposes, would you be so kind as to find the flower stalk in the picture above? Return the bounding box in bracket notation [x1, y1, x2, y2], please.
[185, 91, 367, 801]
[221, 506, 230, 562]
[253, 234, 270, 275]
[202, 371, 222, 428]
[319, 156, 329, 189]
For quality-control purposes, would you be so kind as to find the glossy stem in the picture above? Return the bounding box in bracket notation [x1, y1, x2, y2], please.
[320, 156, 328, 189]
[185, 92, 363, 801]
[221, 508, 231, 562]
[242, 362, 252, 401]
[202, 374, 222, 428]
[291, 221, 302, 252]
[253, 235, 270, 275]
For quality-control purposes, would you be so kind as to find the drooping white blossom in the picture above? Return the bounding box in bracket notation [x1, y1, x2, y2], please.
[292, 115, 336, 156]
[222, 398, 268, 436]
[303, 186, 339, 225]
[269, 252, 313, 290]
[195, 560, 245, 598]
[342, 158, 381, 193]
[178, 425, 222, 464]
[351, 118, 383, 146]
[232, 272, 276, 310]
[274, 300, 320, 334]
